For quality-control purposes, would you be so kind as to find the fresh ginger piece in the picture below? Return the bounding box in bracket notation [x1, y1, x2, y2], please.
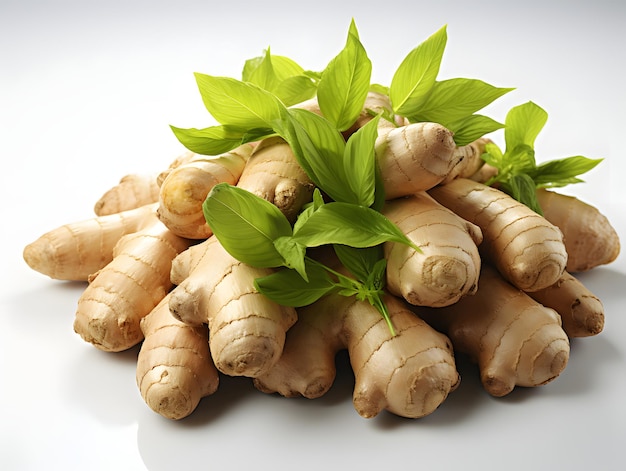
[375, 121, 458, 199]
[254, 293, 459, 419]
[73, 214, 192, 352]
[382, 192, 483, 307]
[23, 203, 158, 281]
[94, 174, 160, 216]
[136, 293, 219, 420]
[527, 271, 604, 338]
[418, 264, 570, 397]
[429, 178, 567, 292]
[441, 137, 490, 184]
[157, 144, 253, 239]
[536, 188, 620, 272]
[169, 237, 297, 378]
[236, 136, 315, 223]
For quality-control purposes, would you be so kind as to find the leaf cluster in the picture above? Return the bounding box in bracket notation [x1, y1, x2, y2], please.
[482, 101, 602, 213]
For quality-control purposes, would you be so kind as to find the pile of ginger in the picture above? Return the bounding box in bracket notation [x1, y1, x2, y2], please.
[23, 91, 620, 421]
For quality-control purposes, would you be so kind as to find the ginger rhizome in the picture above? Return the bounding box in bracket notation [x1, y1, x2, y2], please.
[137, 293, 219, 420]
[254, 292, 460, 419]
[21, 21, 620, 424]
[169, 236, 297, 378]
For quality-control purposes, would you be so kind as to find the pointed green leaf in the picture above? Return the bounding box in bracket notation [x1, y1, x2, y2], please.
[407, 78, 513, 125]
[343, 114, 380, 207]
[317, 19, 372, 131]
[293, 202, 418, 250]
[505, 101, 548, 151]
[446, 114, 504, 146]
[254, 262, 337, 307]
[170, 124, 245, 155]
[334, 244, 384, 282]
[530, 156, 603, 187]
[202, 183, 292, 267]
[194, 73, 286, 128]
[501, 173, 543, 214]
[273, 236, 307, 280]
[389, 25, 447, 116]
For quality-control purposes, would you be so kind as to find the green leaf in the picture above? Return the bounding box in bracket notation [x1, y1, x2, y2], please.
[202, 183, 292, 267]
[505, 101, 548, 151]
[343, 114, 380, 207]
[279, 108, 355, 203]
[254, 262, 337, 307]
[293, 202, 418, 250]
[530, 156, 603, 188]
[273, 75, 317, 106]
[407, 78, 513, 126]
[389, 25, 447, 116]
[194, 73, 286, 128]
[501, 173, 543, 215]
[244, 48, 279, 92]
[317, 19, 372, 131]
[334, 244, 384, 282]
[169, 124, 245, 155]
[273, 236, 307, 280]
[446, 114, 504, 146]
[481, 142, 504, 169]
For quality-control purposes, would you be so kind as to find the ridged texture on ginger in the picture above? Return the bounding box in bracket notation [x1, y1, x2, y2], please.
[254, 293, 459, 419]
[528, 271, 604, 338]
[137, 293, 219, 420]
[157, 144, 253, 239]
[536, 188, 620, 272]
[440, 137, 490, 184]
[169, 237, 297, 378]
[429, 178, 567, 292]
[94, 174, 160, 216]
[23, 203, 158, 281]
[236, 136, 315, 223]
[375, 122, 458, 199]
[383, 192, 482, 307]
[73, 214, 192, 352]
[418, 264, 570, 397]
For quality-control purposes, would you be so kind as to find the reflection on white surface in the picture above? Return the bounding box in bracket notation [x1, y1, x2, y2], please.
[2, 1, 625, 470]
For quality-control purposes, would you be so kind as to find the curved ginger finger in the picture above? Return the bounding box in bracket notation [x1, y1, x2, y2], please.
[527, 271, 604, 338]
[383, 192, 482, 307]
[536, 189, 620, 272]
[157, 144, 252, 239]
[375, 121, 458, 199]
[73, 214, 192, 352]
[236, 136, 315, 223]
[429, 178, 567, 292]
[23, 203, 158, 281]
[94, 174, 160, 216]
[441, 137, 490, 184]
[254, 293, 460, 419]
[136, 293, 219, 420]
[169, 237, 297, 378]
[418, 264, 570, 397]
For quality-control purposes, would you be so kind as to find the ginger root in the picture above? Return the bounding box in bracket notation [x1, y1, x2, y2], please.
[169, 236, 297, 378]
[418, 264, 570, 397]
[254, 292, 459, 419]
[429, 178, 567, 292]
[382, 191, 482, 307]
[136, 293, 219, 420]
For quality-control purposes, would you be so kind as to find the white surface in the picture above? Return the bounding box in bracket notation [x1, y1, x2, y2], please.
[2, 1, 625, 470]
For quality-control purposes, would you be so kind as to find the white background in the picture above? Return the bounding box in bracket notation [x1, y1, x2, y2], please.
[1, 1, 625, 470]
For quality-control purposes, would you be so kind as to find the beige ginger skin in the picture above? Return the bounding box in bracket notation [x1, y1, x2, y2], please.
[382, 192, 483, 307]
[429, 178, 567, 292]
[23, 203, 158, 281]
[136, 293, 219, 420]
[418, 264, 570, 397]
[536, 188, 620, 272]
[168, 236, 297, 378]
[528, 271, 605, 338]
[254, 292, 460, 419]
[73, 211, 192, 352]
[157, 144, 253, 239]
